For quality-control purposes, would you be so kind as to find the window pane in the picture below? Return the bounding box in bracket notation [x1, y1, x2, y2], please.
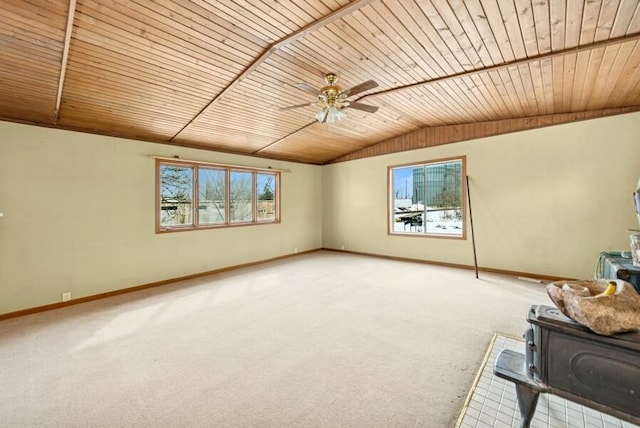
[160, 165, 194, 227]
[199, 168, 226, 225]
[157, 161, 280, 233]
[256, 173, 277, 221]
[230, 170, 253, 223]
[390, 158, 464, 237]
[392, 166, 424, 233]
[424, 160, 463, 236]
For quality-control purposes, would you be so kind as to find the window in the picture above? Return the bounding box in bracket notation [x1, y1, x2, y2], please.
[389, 156, 465, 238]
[157, 159, 279, 232]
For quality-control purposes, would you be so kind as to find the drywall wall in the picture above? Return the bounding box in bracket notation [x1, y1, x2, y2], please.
[0, 121, 322, 314]
[3, 112, 639, 314]
[323, 111, 640, 280]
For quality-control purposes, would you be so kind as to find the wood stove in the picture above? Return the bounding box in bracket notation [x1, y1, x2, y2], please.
[494, 305, 640, 428]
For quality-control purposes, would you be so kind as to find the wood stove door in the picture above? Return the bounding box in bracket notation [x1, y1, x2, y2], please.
[545, 331, 640, 418]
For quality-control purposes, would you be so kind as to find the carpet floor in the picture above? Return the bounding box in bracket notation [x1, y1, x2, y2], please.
[1, 251, 556, 427]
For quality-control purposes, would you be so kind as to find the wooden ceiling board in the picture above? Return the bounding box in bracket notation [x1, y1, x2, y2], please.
[67, 43, 219, 100]
[549, 0, 566, 50]
[281, 28, 390, 84]
[2, 0, 640, 164]
[174, 100, 306, 150]
[260, 108, 419, 163]
[617, 42, 640, 105]
[622, 72, 640, 106]
[173, 63, 318, 137]
[58, 93, 193, 124]
[174, 127, 279, 154]
[590, 41, 640, 108]
[629, 3, 640, 33]
[197, 1, 287, 42]
[2, 1, 68, 30]
[189, 100, 306, 140]
[460, 0, 507, 64]
[190, 112, 308, 144]
[351, 6, 437, 81]
[59, 0, 265, 137]
[59, 72, 206, 119]
[580, 0, 605, 44]
[73, 2, 250, 78]
[129, 0, 267, 59]
[432, 1, 490, 67]
[367, 1, 442, 78]
[594, 0, 621, 41]
[259, 130, 377, 163]
[254, 0, 320, 26]
[337, 7, 435, 82]
[0, 1, 68, 123]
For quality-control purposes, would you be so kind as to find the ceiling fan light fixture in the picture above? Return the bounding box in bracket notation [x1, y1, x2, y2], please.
[316, 105, 346, 124]
[285, 72, 378, 123]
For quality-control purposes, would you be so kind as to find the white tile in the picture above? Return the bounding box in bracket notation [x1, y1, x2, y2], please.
[457, 334, 638, 428]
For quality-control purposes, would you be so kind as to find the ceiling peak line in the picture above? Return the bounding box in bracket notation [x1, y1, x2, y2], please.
[252, 121, 316, 155]
[54, 0, 76, 125]
[169, 0, 376, 143]
[353, 32, 640, 104]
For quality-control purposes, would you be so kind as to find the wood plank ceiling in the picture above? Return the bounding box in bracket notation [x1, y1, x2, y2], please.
[1, 0, 640, 164]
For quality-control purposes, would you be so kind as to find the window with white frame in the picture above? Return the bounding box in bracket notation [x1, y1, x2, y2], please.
[389, 156, 465, 238]
[157, 160, 279, 232]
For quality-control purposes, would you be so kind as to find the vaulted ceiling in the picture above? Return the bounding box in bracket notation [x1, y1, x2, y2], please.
[2, 0, 640, 164]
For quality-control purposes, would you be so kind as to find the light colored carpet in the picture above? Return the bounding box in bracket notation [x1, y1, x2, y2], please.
[0, 251, 552, 427]
[456, 334, 639, 428]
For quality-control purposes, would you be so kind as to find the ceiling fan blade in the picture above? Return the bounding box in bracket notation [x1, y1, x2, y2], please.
[343, 80, 378, 97]
[295, 82, 320, 96]
[347, 102, 379, 113]
[281, 102, 316, 111]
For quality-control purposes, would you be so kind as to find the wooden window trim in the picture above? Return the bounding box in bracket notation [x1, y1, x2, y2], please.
[387, 155, 466, 240]
[156, 159, 280, 233]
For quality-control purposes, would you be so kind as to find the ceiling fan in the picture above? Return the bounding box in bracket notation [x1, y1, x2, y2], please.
[282, 73, 379, 124]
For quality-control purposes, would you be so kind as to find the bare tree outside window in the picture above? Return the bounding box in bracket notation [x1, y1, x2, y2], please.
[230, 170, 253, 222]
[199, 168, 226, 225]
[156, 160, 280, 232]
[257, 173, 276, 221]
[160, 165, 194, 227]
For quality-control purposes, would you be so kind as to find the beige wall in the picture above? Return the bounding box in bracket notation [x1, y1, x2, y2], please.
[2, 112, 639, 314]
[0, 121, 322, 314]
[323, 111, 640, 280]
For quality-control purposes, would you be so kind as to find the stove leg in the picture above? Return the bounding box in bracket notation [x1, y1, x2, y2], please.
[515, 384, 540, 428]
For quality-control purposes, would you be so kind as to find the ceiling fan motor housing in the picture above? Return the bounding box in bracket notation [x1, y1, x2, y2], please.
[319, 73, 345, 106]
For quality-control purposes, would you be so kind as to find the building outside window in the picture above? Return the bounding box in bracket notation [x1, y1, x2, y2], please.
[389, 156, 465, 238]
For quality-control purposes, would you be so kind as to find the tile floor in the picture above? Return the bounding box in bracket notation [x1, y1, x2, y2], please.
[456, 334, 639, 428]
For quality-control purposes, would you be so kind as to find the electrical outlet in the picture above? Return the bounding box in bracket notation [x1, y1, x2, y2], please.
[62, 292, 71, 302]
[341, 245, 345, 250]
[294, 248, 298, 253]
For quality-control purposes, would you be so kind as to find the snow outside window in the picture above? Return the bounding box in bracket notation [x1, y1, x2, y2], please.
[389, 157, 465, 238]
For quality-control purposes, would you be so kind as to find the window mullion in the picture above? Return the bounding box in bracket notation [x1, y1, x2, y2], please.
[225, 169, 230, 226]
[157, 161, 279, 233]
[422, 165, 428, 235]
[252, 172, 257, 222]
[193, 166, 199, 229]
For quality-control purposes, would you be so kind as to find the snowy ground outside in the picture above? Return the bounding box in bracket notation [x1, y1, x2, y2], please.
[393, 206, 462, 235]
